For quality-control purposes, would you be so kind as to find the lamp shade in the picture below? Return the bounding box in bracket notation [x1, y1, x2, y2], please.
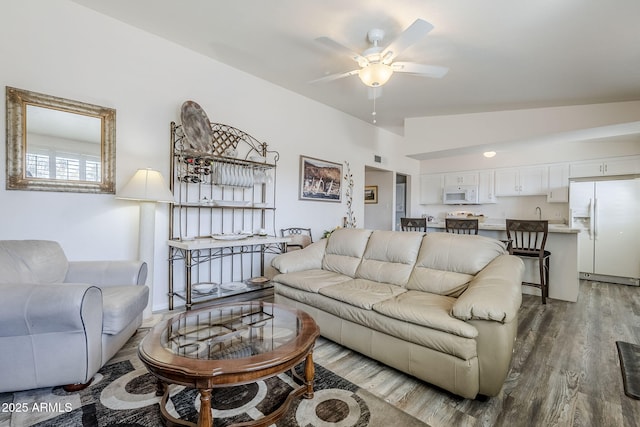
[117, 168, 174, 203]
[358, 63, 394, 87]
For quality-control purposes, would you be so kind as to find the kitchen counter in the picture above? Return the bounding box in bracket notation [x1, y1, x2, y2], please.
[427, 220, 580, 302]
[426, 221, 580, 233]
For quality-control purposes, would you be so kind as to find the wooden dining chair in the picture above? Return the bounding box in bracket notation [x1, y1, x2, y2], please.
[445, 218, 479, 235]
[400, 218, 427, 232]
[505, 219, 551, 304]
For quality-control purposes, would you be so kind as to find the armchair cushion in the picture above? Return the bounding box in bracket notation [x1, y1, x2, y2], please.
[100, 285, 149, 335]
[0, 240, 68, 284]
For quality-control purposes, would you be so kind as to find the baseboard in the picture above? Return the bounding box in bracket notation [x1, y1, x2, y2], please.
[579, 272, 639, 286]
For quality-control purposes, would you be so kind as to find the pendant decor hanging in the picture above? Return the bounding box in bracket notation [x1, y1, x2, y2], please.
[343, 161, 356, 228]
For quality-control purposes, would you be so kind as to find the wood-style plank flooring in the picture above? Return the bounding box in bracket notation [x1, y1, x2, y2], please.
[312, 280, 640, 427]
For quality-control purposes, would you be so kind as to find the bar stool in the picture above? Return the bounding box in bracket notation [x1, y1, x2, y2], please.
[505, 219, 550, 304]
[445, 218, 479, 235]
[400, 218, 427, 232]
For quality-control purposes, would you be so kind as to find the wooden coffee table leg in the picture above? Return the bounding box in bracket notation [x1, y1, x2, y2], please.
[155, 379, 165, 397]
[198, 388, 213, 427]
[304, 351, 315, 399]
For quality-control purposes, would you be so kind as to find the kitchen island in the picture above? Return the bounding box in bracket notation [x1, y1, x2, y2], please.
[427, 221, 581, 302]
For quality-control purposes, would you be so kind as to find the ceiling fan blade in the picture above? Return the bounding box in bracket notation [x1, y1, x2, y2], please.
[309, 69, 360, 84]
[315, 36, 368, 65]
[381, 19, 434, 63]
[391, 62, 449, 78]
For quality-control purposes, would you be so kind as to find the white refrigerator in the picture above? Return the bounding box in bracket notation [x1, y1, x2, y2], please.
[569, 178, 640, 285]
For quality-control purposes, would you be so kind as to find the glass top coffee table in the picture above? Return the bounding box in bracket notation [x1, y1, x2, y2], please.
[138, 301, 320, 427]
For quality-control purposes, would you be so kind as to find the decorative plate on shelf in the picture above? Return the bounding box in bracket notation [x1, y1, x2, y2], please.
[246, 276, 270, 285]
[180, 101, 212, 152]
[192, 282, 218, 294]
[211, 200, 251, 207]
[220, 282, 247, 291]
[211, 234, 251, 241]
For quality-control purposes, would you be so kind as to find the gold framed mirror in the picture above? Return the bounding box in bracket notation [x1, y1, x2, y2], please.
[6, 87, 115, 193]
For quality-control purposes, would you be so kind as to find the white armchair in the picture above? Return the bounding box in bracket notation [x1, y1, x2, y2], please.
[0, 240, 148, 393]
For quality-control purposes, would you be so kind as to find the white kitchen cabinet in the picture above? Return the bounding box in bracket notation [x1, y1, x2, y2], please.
[569, 156, 640, 178]
[547, 163, 569, 203]
[495, 169, 519, 196]
[495, 166, 547, 196]
[419, 173, 443, 204]
[478, 170, 496, 203]
[444, 172, 478, 186]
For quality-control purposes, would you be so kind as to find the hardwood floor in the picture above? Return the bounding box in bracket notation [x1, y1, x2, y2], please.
[312, 280, 640, 427]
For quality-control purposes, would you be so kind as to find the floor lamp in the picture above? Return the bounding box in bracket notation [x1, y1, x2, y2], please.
[117, 168, 174, 319]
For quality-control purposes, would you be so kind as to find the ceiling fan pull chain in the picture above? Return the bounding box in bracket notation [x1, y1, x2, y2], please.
[372, 92, 377, 124]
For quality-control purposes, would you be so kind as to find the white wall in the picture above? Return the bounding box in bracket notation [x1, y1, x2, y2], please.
[363, 169, 394, 230]
[404, 102, 640, 158]
[0, 1, 418, 312]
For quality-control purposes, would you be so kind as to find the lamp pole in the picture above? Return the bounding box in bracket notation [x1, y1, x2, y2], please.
[138, 201, 157, 319]
[117, 168, 174, 319]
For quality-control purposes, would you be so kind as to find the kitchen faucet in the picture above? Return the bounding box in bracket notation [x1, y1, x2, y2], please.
[535, 206, 542, 220]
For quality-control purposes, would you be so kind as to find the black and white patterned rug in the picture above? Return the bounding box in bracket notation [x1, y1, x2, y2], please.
[0, 330, 428, 427]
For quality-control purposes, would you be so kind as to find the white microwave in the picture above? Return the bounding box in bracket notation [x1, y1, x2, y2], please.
[443, 185, 479, 205]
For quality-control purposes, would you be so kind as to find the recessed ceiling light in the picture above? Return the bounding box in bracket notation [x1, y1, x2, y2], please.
[483, 151, 496, 158]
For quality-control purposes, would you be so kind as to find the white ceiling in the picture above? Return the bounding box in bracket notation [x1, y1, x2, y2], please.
[72, 0, 640, 135]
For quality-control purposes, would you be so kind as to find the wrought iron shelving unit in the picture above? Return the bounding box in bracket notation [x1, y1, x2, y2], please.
[167, 122, 286, 310]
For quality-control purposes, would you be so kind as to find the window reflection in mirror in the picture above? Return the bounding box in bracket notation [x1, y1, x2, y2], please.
[6, 87, 115, 193]
[25, 105, 102, 181]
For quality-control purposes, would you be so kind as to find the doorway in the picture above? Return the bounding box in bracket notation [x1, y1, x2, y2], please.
[364, 166, 395, 230]
[395, 174, 408, 231]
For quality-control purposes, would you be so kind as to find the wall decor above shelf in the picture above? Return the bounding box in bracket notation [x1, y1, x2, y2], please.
[168, 117, 282, 310]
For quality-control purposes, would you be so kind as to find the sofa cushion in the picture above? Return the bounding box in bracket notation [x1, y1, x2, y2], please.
[276, 285, 477, 360]
[272, 269, 352, 293]
[355, 230, 423, 286]
[322, 229, 372, 277]
[373, 291, 478, 339]
[407, 233, 506, 295]
[0, 240, 68, 285]
[318, 278, 406, 310]
[100, 285, 149, 335]
[406, 268, 474, 296]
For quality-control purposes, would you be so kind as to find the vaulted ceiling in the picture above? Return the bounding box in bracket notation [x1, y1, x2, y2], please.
[72, 0, 640, 135]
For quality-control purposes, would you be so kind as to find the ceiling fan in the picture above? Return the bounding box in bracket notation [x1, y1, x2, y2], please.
[311, 18, 449, 88]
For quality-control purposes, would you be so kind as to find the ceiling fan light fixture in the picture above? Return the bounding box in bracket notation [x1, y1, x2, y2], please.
[358, 63, 393, 87]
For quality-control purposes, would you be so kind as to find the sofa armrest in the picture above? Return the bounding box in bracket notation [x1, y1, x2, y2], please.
[0, 283, 103, 337]
[272, 239, 327, 273]
[452, 255, 524, 323]
[65, 261, 148, 287]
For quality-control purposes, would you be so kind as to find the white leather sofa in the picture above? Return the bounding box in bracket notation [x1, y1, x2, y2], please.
[0, 240, 148, 393]
[271, 228, 524, 399]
